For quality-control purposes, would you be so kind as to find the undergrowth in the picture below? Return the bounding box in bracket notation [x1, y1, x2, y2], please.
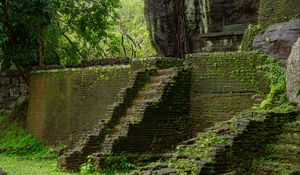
[0, 113, 55, 158]
[240, 24, 264, 51]
[167, 131, 229, 174]
[253, 55, 295, 112]
[80, 154, 142, 175]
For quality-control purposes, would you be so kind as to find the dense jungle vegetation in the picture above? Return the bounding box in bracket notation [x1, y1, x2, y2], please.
[0, 0, 155, 82]
[0, 0, 155, 174]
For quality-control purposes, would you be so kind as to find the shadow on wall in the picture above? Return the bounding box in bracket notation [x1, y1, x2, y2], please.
[26, 66, 132, 145]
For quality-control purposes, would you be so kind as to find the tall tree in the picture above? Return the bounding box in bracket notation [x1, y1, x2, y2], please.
[144, 0, 189, 58]
[0, 0, 120, 83]
[0, 0, 58, 83]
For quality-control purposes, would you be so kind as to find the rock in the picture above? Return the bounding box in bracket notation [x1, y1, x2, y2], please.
[253, 19, 300, 63]
[0, 168, 7, 175]
[152, 168, 180, 175]
[286, 37, 300, 110]
[186, 0, 259, 33]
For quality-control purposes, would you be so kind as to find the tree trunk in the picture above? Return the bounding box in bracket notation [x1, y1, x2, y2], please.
[38, 27, 45, 66]
[144, 0, 189, 58]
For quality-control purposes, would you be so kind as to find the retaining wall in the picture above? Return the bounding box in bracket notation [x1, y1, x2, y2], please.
[27, 65, 132, 145]
[185, 52, 269, 134]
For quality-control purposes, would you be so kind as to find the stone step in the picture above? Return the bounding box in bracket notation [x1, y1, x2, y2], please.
[157, 68, 176, 76]
[277, 133, 300, 145]
[138, 90, 159, 99]
[272, 145, 300, 161]
[126, 107, 140, 116]
[283, 121, 300, 133]
[221, 172, 236, 175]
[150, 75, 173, 83]
[150, 168, 184, 175]
[132, 99, 153, 106]
[144, 82, 162, 89]
[255, 161, 300, 175]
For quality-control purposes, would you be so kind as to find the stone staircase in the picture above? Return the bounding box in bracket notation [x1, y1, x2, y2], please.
[252, 115, 300, 175]
[127, 112, 300, 175]
[97, 68, 178, 155]
[58, 67, 191, 171]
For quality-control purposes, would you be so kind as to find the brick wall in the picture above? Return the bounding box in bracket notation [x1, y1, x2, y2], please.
[26, 57, 181, 145]
[185, 52, 268, 134]
[27, 65, 133, 145]
[58, 70, 150, 171]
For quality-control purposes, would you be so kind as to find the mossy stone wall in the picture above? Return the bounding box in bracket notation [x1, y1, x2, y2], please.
[258, 0, 300, 27]
[185, 52, 269, 134]
[26, 58, 180, 145]
[27, 66, 132, 145]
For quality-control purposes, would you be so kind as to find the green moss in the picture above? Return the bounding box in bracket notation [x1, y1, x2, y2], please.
[166, 131, 230, 174]
[155, 58, 183, 69]
[0, 113, 54, 157]
[253, 56, 295, 112]
[33, 65, 131, 82]
[186, 51, 267, 93]
[258, 0, 300, 27]
[240, 24, 264, 51]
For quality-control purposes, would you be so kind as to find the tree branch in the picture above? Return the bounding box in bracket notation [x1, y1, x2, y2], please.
[62, 33, 85, 59]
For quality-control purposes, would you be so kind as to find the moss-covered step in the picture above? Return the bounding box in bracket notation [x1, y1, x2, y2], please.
[251, 116, 300, 175]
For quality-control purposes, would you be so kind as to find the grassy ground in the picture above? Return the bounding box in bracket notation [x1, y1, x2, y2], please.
[0, 154, 78, 175]
[0, 113, 78, 175]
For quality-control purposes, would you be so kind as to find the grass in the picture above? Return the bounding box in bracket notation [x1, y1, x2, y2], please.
[0, 154, 78, 175]
[0, 113, 76, 175]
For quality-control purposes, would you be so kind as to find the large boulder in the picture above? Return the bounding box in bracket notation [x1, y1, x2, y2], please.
[185, 0, 259, 34]
[253, 19, 300, 63]
[286, 37, 300, 110]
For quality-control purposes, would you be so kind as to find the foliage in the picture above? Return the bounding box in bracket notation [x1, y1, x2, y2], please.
[240, 24, 264, 51]
[51, 0, 121, 65]
[0, 113, 54, 157]
[166, 131, 229, 174]
[0, 0, 59, 68]
[113, 0, 156, 58]
[80, 154, 137, 175]
[104, 154, 136, 173]
[80, 156, 97, 175]
[254, 56, 295, 112]
[0, 0, 118, 67]
[0, 0, 156, 71]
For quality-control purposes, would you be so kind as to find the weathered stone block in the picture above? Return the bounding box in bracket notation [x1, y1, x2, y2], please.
[286, 37, 300, 110]
[253, 19, 300, 63]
